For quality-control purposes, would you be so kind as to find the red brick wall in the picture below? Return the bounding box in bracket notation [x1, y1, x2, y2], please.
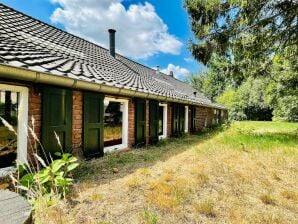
[27, 86, 42, 162]
[128, 99, 135, 147]
[72, 90, 83, 154]
[194, 106, 208, 131]
[11, 81, 227, 160]
[167, 103, 172, 137]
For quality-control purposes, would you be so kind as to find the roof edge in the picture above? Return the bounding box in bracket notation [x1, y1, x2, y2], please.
[0, 64, 226, 109]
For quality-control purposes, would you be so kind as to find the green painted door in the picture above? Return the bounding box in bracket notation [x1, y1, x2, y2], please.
[135, 98, 146, 147]
[42, 86, 72, 157]
[149, 100, 159, 144]
[83, 92, 104, 158]
[179, 104, 185, 133]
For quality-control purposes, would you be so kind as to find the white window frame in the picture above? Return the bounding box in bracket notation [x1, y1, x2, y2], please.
[0, 84, 28, 176]
[159, 103, 167, 139]
[103, 97, 128, 153]
[184, 106, 189, 133]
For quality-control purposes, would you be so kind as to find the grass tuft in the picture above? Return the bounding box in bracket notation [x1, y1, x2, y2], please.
[260, 193, 276, 205]
[143, 209, 158, 224]
[194, 200, 217, 217]
[90, 192, 103, 202]
[126, 176, 141, 189]
[281, 190, 298, 201]
[146, 176, 189, 212]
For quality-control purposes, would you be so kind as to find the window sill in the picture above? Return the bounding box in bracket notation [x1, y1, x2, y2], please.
[159, 135, 167, 140]
[104, 144, 128, 154]
[0, 166, 17, 178]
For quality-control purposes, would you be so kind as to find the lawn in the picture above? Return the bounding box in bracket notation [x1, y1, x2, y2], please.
[35, 121, 298, 224]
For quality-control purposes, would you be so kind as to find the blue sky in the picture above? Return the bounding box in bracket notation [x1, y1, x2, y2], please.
[1, 0, 205, 80]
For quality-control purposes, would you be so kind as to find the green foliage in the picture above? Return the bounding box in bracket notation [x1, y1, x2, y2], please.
[184, 0, 297, 67]
[216, 77, 273, 120]
[216, 88, 246, 120]
[267, 50, 298, 122]
[272, 96, 298, 122]
[185, 0, 298, 121]
[18, 153, 79, 205]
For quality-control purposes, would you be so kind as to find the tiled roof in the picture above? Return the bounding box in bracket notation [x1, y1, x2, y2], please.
[0, 3, 225, 109]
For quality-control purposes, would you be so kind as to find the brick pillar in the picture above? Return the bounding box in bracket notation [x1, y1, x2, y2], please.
[146, 99, 149, 145]
[167, 103, 172, 137]
[128, 99, 135, 147]
[72, 90, 83, 155]
[27, 86, 42, 160]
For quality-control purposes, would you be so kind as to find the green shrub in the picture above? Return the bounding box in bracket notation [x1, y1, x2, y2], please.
[17, 152, 79, 206]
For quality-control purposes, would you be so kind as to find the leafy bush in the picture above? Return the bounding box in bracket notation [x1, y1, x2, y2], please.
[217, 77, 273, 121]
[16, 152, 79, 205]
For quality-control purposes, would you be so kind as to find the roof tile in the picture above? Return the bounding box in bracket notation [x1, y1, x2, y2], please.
[0, 3, 225, 109]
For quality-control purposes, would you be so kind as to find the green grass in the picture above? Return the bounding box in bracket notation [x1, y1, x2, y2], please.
[74, 121, 298, 182]
[218, 121, 298, 151]
[35, 121, 298, 223]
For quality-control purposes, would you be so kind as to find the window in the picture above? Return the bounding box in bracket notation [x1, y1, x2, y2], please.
[0, 84, 28, 174]
[104, 97, 128, 153]
[158, 103, 167, 139]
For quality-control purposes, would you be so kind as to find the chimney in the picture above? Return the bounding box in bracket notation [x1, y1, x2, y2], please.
[108, 29, 116, 57]
[156, 66, 160, 74]
[169, 71, 174, 77]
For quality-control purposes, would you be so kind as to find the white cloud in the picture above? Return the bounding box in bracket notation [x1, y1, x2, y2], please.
[184, 57, 194, 63]
[161, 63, 190, 79]
[50, 0, 182, 59]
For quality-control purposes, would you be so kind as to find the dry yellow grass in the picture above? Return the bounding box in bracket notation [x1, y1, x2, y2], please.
[194, 200, 217, 217]
[33, 121, 298, 223]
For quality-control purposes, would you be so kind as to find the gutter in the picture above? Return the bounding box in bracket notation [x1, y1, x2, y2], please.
[0, 64, 225, 110]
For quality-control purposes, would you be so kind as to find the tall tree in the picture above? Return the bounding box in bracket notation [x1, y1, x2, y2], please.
[184, 0, 298, 76]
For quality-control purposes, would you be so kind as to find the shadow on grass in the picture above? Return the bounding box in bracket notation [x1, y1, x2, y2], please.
[73, 126, 224, 185]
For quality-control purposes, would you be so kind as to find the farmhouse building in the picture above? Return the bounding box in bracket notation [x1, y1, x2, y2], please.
[0, 4, 227, 170]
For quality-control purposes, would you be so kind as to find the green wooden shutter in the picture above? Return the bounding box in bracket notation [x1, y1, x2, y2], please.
[190, 106, 196, 133]
[83, 92, 104, 158]
[149, 100, 159, 144]
[135, 98, 146, 147]
[179, 104, 185, 134]
[42, 86, 72, 157]
[172, 103, 179, 137]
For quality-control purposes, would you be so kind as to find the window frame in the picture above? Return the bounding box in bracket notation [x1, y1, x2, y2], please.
[158, 103, 167, 139]
[103, 97, 128, 153]
[184, 106, 189, 133]
[0, 84, 28, 175]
